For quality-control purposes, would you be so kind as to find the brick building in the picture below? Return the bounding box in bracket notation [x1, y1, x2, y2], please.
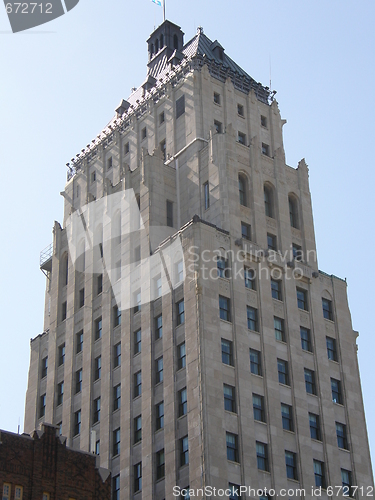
[0, 423, 110, 500]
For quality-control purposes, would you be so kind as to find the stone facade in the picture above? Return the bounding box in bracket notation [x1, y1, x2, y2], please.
[0, 423, 110, 499]
[24, 20, 373, 500]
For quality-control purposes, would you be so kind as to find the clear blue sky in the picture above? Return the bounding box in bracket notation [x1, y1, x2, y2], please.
[1, 0, 374, 469]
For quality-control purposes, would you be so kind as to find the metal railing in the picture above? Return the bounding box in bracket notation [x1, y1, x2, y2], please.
[40, 243, 53, 267]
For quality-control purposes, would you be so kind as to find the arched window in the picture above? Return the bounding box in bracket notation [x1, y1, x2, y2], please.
[160, 34, 164, 48]
[288, 194, 299, 229]
[238, 174, 248, 207]
[173, 34, 179, 50]
[264, 184, 274, 218]
[155, 38, 159, 53]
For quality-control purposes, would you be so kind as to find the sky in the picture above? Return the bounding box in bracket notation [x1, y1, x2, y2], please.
[0, 0, 374, 469]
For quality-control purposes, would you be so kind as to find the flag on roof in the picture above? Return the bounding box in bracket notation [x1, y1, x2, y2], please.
[151, 0, 162, 5]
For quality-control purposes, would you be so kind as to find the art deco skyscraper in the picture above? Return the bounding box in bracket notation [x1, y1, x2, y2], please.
[25, 20, 373, 500]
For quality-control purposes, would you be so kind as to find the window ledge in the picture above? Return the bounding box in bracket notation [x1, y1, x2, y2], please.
[306, 392, 318, 398]
[302, 349, 314, 355]
[333, 401, 344, 407]
[237, 113, 245, 119]
[133, 395, 141, 401]
[328, 359, 339, 365]
[254, 420, 267, 426]
[220, 319, 232, 325]
[250, 373, 263, 379]
[224, 410, 237, 416]
[311, 438, 322, 444]
[287, 478, 300, 484]
[227, 459, 240, 465]
[279, 383, 291, 388]
[248, 328, 259, 334]
[283, 429, 295, 435]
[324, 318, 335, 324]
[338, 447, 350, 453]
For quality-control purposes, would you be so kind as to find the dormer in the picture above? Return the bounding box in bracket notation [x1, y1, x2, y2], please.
[147, 20, 185, 76]
[210, 40, 225, 61]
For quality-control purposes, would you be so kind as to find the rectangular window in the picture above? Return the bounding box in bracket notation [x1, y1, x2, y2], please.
[322, 298, 334, 321]
[331, 378, 343, 404]
[133, 290, 141, 314]
[250, 349, 262, 376]
[134, 462, 142, 492]
[178, 342, 186, 370]
[57, 381, 64, 406]
[285, 451, 297, 480]
[114, 342, 121, 368]
[93, 397, 100, 424]
[277, 359, 289, 386]
[3, 484, 11, 500]
[76, 330, 83, 354]
[304, 368, 316, 395]
[113, 428, 120, 456]
[134, 246, 141, 264]
[134, 415, 142, 444]
[41, 356, 48, 378]
[91, 171, 96, 183]
[247, 306, 258, 331]
[156, 449, 165, 480]
[178, 387, 187, 417]
[219, 296, 231, 322]
[267, 233, 277, 251]
[175, 260, 184, 283]
[155, 314, 163, 339]
[141, 127, 147, 140]
[62, 301, 67, 321]
[336, 422, 348, 450]
[213, 92, 220, 104]
[107, 156, 113, 169]
[281, 404, 293, 431]
[326, 336, 338, 361]
[155, 357, 163, 384]
[262, 143, 270, 156]
[74, 410, 81, 436]
[217, 257, 228, 278]
[58, 343, 65, 366]
[224, 384, 236, 413]
[112, 475, 120, 500]
[159, 111, 165, 124]
[14, 487, 23, 500]
[180, 436, 189, 466]
[79, 288, 84, 308]
[261, 115, 267, 128]
[156, 401, 164, 430]
[314, 460, 326, 488]
[256, 442, 268, 471]
[229, 483, 242, 500]
[341, 469, 352, 490]
[226, 432, 239, 462]
[94, 356, 101, 381]
[292, 243, 303, 261]
[75, 369, 82, 394]
[241, 222, 251, 241]
[297, 288, 308, 311]
[113, 305, 121, 327]
[300, 327, 312, 352]
[166, 200, 173, 227]
[253, 394, 265, 422]
[237, 103, 244, 116]
[214, 120, 222, 133]
[271, 279, 282, 300]
[160, 139, 166, 161]
[154, 276, 162, 298]
[95, 317, 102, 341]
[238, 131, 246, 145]
[274, 317, 285, 342]
[177, 299, 185, 325]
[42, 493, 50, 500]
[176, 95, 185, 118]
[204, 181, 210, 210]
[244, 267, 255, 290]
[39, 394, 46, 418]
[124, 142, 130, 154]
[113, 384, 121, 411]
[95, 440, 100, 455]
[134, 371, 142, 398]
[309, 413, 321, 441]
[134, 329, 141, 355]
[221, 339, 233, 366]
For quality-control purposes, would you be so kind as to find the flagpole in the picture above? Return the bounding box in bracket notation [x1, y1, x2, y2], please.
[163, 0, 165, 21]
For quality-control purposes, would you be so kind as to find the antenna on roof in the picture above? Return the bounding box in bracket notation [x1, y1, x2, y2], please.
[269, 55, 272, 93]
[17, 417, 20, 434]
[163, 0, 165, 22]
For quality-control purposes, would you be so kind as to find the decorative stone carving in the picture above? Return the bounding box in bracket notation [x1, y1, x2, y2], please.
[300, 311, 310, 327]
[247, 290, 257, 306]
[216, 233, 230, 246]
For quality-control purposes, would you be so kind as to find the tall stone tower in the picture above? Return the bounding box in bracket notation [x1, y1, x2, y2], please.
[24, 20, 373, 500]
